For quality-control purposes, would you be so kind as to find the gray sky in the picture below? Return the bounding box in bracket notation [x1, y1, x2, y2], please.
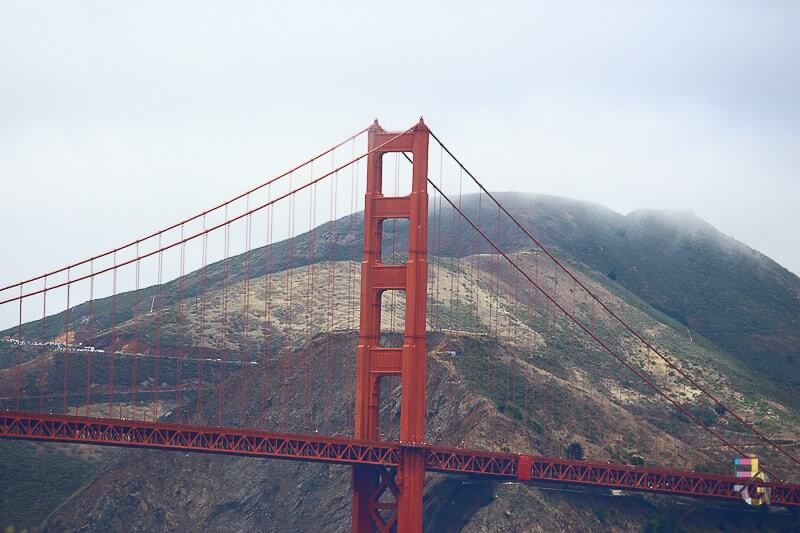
[2, 0, 798, 293]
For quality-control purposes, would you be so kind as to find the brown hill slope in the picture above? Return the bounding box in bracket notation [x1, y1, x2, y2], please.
[11, 252, 796, 532]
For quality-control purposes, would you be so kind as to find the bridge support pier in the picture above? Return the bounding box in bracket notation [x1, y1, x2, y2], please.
[396, 447, 424, 531]
[353, 119, 429, 533]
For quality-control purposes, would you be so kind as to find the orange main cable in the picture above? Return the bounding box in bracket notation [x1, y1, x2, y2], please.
[428, 176, 783, 480]
[0, 126, 371, 294]
[429, 128, 800, 472]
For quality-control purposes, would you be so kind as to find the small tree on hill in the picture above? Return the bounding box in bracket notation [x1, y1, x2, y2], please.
[565, 441, 584, 460]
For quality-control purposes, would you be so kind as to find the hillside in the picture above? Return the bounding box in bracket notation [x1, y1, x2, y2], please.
[25, 259, 800, 531]
[2, 192, 799, 532]
[7, 193, 797, 400]
[493, 193, 800, 399]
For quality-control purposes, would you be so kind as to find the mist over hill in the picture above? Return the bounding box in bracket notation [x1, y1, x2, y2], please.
[491, 193, 800, 400]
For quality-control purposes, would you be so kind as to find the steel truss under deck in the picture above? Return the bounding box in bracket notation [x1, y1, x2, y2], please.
[2, 411, 798, 508]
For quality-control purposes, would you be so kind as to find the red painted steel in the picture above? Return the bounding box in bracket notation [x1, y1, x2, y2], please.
[0, 411, 400, 465]
[2, 412, 798, 507]
[518, 454, 532, 481]
[522, 455, 800, 507]
[354, 119, 430, 532]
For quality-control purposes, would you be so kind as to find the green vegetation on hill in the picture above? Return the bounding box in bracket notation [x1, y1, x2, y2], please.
[436, 193, 800, 400]
[0, 441, 113, 531]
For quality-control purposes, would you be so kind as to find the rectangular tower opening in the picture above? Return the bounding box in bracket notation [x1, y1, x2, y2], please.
[380, 152, 413, 197]
[379, 289, 405, 348]
[380, 219, 409, 265]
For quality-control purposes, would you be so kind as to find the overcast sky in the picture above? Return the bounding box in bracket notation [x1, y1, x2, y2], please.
[1, 0, 798, 291]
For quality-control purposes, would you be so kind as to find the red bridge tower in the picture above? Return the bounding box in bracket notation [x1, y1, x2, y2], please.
[352, 119, 429, 532]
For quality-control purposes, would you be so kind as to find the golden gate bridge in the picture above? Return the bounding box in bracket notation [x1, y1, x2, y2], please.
[1, 119, 798, 532]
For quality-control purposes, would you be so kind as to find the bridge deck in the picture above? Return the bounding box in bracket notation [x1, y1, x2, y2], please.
[2, 411, 798, 507]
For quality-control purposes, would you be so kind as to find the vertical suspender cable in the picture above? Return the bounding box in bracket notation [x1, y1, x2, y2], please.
[304, 180, 316, 430]
[63, 270, 70, 414]
[109, 254, 116, 418]
[16, 284, 22, 412]
[263, 185, 273, 425]
[154, 234, 163, 419]
[284, 173, 294, 430]
[132, 244, 140, 419]
[86, 262, 94, 415]
[177, 224, 186, 424]
[39, 278, 47, 412]
[220, 206, 230, 426]
[198, 217, 208, 420]
[324, 167, 337, 435]
[241, 201, 253, 425]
